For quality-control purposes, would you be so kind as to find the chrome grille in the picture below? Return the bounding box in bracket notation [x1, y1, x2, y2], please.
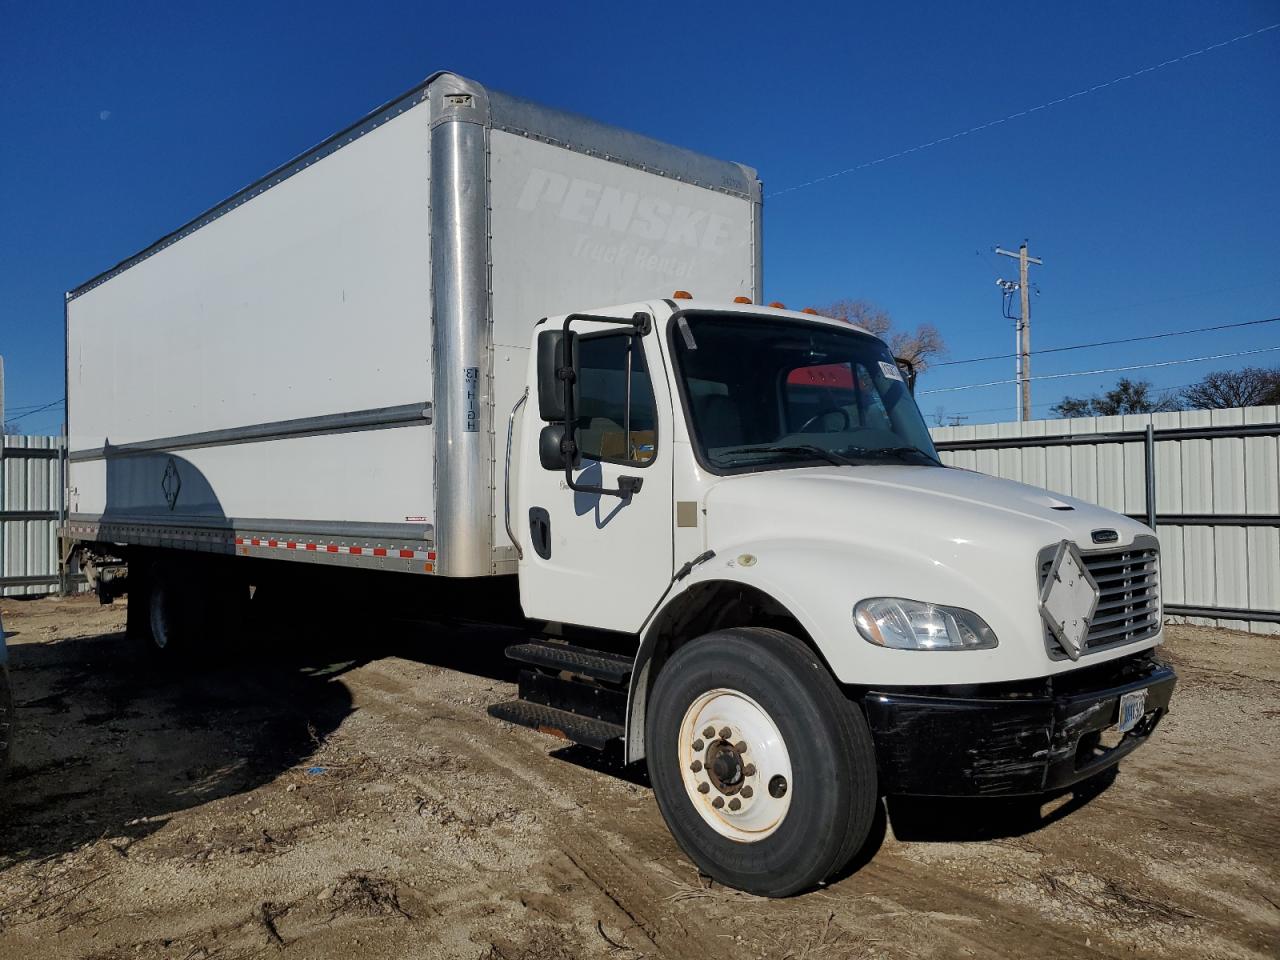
[1039, 536, 1161, 658]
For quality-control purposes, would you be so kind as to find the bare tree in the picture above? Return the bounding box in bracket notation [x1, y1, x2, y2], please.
[1051, 378, 1181, 418]
[814, 299, 947, 373]
[1181, 366, 1280, 410]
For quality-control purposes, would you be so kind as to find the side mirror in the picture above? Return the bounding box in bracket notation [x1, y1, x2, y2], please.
[539, 423, 580, 471]
[537, 329, 579, 422]
[894, 356, 917, 394]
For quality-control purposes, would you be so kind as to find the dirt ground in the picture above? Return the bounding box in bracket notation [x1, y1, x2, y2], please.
[0, 595, 1275, 960]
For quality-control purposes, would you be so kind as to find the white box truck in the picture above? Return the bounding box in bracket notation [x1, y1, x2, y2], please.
[63, 72, 1174, 896]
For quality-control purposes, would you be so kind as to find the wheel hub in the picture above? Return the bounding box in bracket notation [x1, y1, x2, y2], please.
[706, 740, 744, 794]
[677, 688, 793, 842]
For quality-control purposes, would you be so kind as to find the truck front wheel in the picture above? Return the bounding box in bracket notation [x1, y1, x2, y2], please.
[646, 628, 877, 897]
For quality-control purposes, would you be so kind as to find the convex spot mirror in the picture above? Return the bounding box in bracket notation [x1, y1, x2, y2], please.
[537, 329, 579, 422]
[539, 423, 580, 471]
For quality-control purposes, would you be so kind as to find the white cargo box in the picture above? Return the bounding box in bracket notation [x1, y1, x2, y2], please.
[65, 72, 761, 577]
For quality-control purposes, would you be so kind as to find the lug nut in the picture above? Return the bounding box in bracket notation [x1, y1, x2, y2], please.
[697, 782, 710, 794]
[741, 786, 753, 798]
[703, 726, 715, 739]
[743, 763, 756, 777]
[689, 760, 702, 773]
[712, 797, 724, 809]
[692, 739, 704, 752]
[728, 798, 741, 811]
[718, 726, 731, 739]
[734, 741, 748, 754]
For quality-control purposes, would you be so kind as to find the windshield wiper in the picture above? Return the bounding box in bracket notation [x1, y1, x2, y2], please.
[841, 445, 943, 466]
[715, 444, 856, 467]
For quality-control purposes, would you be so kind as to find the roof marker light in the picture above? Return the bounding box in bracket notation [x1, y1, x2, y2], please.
[733, 296, 752, 304]
[673, 290, 693, 299]
[802, 308, 819, 315]
[768, 301, 786, 309]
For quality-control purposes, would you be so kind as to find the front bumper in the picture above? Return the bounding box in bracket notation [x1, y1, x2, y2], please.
[863, 651, 1175, 796]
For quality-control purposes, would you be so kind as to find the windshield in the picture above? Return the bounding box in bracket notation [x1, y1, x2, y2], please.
[671, 313, 940, 472]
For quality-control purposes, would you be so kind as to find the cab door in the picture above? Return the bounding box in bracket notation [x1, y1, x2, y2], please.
[517, 317, 674, 633]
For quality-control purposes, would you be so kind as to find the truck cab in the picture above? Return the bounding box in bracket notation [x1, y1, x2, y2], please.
[503, 297, 1174, 895]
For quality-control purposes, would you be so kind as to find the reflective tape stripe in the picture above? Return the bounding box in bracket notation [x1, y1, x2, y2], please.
[217, 534, 435, 568]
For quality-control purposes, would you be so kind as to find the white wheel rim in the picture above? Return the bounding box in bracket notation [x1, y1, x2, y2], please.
[149, 583, 170, 650]
[677, 688, 793, 842]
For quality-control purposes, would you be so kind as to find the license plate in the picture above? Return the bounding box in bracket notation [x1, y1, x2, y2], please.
[1117, 689, 1148, 734]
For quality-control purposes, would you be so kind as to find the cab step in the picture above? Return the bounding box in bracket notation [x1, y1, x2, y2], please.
[503, 640, 634, 684]
[488, 639, 636, 751]
[487, 700, 623, 751]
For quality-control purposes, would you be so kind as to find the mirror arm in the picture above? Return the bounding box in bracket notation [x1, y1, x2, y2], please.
[563, 464, 643, 500]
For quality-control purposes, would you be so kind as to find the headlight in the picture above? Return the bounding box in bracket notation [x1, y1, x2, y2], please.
[854, 598, 998, 651]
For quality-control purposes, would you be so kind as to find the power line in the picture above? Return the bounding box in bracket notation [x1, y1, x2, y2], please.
[5, 398, 65, 413]
[5, 398, 65, 423]
[935, 316, 1280, 367]
[769, 22, 1280, 199]
[919, 345, 1280, 395]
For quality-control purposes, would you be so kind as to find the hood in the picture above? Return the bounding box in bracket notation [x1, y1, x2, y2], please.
[698, 464, 1158, 685]
[705, 464, 1148, 554]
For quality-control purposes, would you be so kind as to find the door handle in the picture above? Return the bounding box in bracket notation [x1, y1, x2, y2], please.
[529, 507, 552, 560]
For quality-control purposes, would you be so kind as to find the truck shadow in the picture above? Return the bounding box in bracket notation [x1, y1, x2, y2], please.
[0, 615, 359, 865]
[0, 599, 1121, 880]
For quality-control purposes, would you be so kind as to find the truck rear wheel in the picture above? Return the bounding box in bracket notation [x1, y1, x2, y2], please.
[132, 560, 207, 656]
[646, 628, 877, 897]
[145, 564, 192, 654]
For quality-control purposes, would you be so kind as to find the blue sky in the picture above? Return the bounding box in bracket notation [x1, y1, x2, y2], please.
[2, 2, 1278, 434]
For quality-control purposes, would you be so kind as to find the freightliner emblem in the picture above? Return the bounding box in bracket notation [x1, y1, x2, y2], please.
[161, 457, 182, 511]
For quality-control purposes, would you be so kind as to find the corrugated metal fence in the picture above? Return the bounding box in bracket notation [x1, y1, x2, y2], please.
[0, 435, 67, 597]
[931, 405, 1280, 635]
[7, 416, 1280, 631]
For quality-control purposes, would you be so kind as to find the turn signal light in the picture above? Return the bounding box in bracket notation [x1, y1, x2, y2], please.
[672, 290, 693, 299]
[768, 301, 786, 309]
[733, 296, 752, 304]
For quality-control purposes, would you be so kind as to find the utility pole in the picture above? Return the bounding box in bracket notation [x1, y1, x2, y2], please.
[994, 241, 1043, 421]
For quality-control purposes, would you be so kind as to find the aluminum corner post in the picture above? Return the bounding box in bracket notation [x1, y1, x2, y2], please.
[429, 75, 495, 577]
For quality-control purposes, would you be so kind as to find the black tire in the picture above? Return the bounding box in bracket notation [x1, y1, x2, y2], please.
[646, 628, 878, 897]
[134, 559, 246, 658]
[144, 562, 194, 655]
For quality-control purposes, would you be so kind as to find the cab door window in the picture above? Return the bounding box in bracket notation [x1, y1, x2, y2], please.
[575, 333, 657, 465]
